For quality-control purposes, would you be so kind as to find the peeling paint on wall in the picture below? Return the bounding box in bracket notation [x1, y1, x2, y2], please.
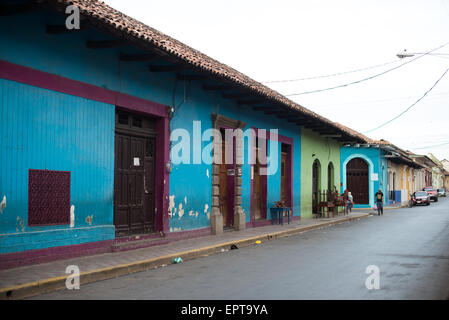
[70, 205, 75, 228]
[178, 203, 184, 219]
[169, 195, 175, 218]
[206, 169, 209, 178]
[184, 196, 187, 205]
[85, 215, 93, 225]
[204, 204, 210, 220]
[0, 196, 6, 213]
[16, 216, 25, 232]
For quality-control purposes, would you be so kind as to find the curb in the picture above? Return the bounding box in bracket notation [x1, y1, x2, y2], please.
[353, 205, 407, 212]
[0, 214, 369, 300]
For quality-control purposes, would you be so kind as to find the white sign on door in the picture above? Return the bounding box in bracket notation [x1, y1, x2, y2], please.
[133, 157, 140, 166]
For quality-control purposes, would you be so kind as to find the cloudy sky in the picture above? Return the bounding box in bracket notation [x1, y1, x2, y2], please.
[103, 0, 449, 160]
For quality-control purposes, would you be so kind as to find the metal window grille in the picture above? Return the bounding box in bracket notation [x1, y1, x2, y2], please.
[28, 169, 71, 226]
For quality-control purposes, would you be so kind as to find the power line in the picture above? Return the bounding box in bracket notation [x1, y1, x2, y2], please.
[306, 91, 449, 108]
[284, 41, 449, 97]
[262, 59, 402, 83]
[412, 141, 449, 150]
[363, 67, 449, 134]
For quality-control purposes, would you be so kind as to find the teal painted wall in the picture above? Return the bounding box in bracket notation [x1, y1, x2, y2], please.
[0, 79, 115, 253]
[341, 146, 389, 208]
[0, 8, 304, 253]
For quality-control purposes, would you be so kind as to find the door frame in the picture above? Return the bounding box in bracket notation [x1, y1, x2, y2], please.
[114, 123, 156, 236]
[114, 105, 170, 236]
[211, 113, 246, 231]
[342, 154, 375, 207]
[346, 158, 369, 204]
[250, 127, 268, 222]
[268, 133, 293, 212]
[218, 130, 235, 228]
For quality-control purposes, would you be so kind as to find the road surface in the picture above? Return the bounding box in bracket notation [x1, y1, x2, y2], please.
[31, 197, 449, 299]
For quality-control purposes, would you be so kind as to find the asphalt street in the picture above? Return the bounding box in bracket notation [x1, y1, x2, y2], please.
[31, 197, 449, 300]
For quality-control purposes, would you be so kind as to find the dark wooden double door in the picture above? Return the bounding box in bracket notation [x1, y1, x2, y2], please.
[114, 111, 156, 237]
[346, 158, 369, 204]
[219, 139, 234, 228]
[312, 160, 320, 214]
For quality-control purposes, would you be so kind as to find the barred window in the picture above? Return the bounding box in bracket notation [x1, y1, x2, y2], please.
[28, 170, 71, 226]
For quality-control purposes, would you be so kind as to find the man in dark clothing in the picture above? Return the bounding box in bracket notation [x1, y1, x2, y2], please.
[375, 189, 384, 215]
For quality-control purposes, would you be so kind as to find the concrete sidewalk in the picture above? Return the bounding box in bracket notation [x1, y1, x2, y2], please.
[0, 212, 369, 300]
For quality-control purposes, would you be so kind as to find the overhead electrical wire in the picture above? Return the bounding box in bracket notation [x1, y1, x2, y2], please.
[412, 141, 449, 150]
[306, 91, 449, 108]
[283, 41, 449, 97]
[262, 59, 402, 83]
[363, 67, 449, 134]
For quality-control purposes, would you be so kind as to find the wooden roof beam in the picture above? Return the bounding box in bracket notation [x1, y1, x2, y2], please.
[0, 3, 39, 16]
[86, 40, 124, 49]
[238, 99, 269, 106]
[176, 74, 208, 81]
[120, 53, 158, 61]
[202, 84, 233, 91]
[46, 24, 88, 34]
[149, 65, 186, 72]
[252, 105, 277, 111]
[222, 93, 250, 99]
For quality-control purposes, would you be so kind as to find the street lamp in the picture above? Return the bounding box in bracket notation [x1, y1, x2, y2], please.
[397, 49, 449, 59]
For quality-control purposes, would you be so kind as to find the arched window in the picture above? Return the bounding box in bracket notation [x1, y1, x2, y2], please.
[328, 162, 334, 191]
[312, 159, 321, 214]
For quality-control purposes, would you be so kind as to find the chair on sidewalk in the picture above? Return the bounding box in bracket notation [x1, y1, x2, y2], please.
[270, 201, 291, 225]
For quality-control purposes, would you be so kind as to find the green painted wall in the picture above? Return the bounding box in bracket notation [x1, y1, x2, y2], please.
[300, 128, 341, 219]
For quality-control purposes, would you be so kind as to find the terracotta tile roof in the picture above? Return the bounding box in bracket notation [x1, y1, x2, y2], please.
[46, 0, 367, 142]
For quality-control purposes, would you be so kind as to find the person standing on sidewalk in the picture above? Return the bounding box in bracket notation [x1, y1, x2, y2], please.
[375, 189, 384, 215]
[347, 191, 354, 213]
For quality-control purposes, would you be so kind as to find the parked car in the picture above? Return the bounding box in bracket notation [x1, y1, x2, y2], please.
[411, 191, 431, 206]
[424, 187, 439, 202]
[437, 188, 446, 197]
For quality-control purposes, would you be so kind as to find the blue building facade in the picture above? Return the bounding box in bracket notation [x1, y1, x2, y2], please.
[0, 1, 366, 267]
[341, 146, 389, 208]
[0, 4, 306, 259]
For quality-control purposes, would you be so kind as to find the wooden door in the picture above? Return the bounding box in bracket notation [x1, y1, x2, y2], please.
[281, 152, 287, 205]
[218, 135, 235, 228]
[346, 158, 369, 204]
[312, 160, 319, 213]
[114, 112, 156, 237]
[219, 143, 228, 227]
[252, 148, 263, 220]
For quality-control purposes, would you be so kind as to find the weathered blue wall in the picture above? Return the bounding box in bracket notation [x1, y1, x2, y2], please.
[166, 80, 302, 231]
[340, 146, 388, 208]
[0, 8, 303, 249]
[0, 79, 115, 253]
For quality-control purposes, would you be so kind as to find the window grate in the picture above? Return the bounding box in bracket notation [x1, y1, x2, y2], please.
[28, 170, 71, 226]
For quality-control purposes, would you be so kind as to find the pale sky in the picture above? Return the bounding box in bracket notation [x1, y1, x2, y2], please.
[103, 0, 449, 160]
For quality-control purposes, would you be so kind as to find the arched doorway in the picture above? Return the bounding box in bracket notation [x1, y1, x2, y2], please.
[328, 162, 334, 191]
[346, 158, 369, 204]
[312, 159, 321, 214]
